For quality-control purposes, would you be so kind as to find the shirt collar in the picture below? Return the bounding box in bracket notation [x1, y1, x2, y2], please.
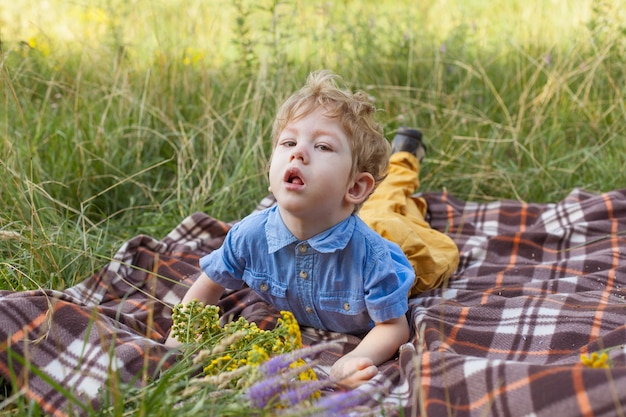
[265, 206, 355, 254]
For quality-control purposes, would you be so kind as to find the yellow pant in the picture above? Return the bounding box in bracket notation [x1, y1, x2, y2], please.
[359, 152, 459, 297]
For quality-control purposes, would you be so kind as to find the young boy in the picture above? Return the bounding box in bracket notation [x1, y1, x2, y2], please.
[166, 70, 458, 388]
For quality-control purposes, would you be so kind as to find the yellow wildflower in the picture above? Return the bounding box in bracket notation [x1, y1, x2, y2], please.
[278, 311, 302, 349]
[247, 345, 270, 366]
[183, 47, 205, 66]
[171, 300, 309, 388]
[581, 351, 610, 369]
[24, 36, 51, 57]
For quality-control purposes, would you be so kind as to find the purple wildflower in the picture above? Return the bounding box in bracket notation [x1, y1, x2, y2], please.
[247, 373, 288, 408]
[260, 354, 293, 376]
[248, 342, 342, 409]
[277, 379, 329, 406]
[259, 341, 340, 377]
[312, 389, 370, 415]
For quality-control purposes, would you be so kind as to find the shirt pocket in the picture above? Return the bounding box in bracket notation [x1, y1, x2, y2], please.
[318, 292, 366, 316]
[244, 271, 289, 310]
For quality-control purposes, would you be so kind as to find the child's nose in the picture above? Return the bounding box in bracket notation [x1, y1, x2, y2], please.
[290, 146, 307, 162]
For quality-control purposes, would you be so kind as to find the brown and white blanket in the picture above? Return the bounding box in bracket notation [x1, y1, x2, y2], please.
[1, 188, 626, 416]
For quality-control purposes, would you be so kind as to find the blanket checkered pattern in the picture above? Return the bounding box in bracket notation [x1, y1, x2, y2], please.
[1, 189, 625, 416]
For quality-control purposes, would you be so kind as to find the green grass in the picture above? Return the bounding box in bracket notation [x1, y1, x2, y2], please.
[1, 0, 625, 414]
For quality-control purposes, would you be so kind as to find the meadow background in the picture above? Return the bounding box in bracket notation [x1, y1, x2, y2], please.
[0, 0, 625, 414]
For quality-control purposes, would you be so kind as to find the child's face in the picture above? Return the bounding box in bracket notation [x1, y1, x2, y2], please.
[269, 106, 355, 220]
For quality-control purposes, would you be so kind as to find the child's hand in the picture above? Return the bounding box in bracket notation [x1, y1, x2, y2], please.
[330, 355, 378, 389]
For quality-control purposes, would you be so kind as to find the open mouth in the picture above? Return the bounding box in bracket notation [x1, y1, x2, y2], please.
[285, 168, 304, 185]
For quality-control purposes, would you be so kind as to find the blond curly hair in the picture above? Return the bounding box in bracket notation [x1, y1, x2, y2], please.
[270, 70, 390, 211]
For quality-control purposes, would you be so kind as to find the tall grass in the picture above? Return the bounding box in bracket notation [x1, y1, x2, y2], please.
[1, 0, 625, 414]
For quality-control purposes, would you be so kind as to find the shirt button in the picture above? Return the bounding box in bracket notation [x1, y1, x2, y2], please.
[305, 306, 313, 313]
[343, 302, 350, 311]
[299, 245, 308, 253]
[260, 283, 268, 292]
[299, 270, 308, 279]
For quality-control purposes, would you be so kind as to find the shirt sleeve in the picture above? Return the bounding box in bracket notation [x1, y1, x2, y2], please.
[363, 239, 414, 323]
[199, 221, 247, 290]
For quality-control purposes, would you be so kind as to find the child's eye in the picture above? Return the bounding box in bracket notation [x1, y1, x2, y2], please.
[281, 140, 296, 147]
[316, 144, 331, 151]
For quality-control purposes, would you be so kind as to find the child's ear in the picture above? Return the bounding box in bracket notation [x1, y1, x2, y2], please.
[345, 172, 376, 205]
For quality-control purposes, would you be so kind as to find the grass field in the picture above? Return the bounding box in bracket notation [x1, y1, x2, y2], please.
[1, 0, 625, 414]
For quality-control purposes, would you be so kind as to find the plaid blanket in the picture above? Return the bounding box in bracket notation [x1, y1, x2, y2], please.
[1, 189, 625, 416]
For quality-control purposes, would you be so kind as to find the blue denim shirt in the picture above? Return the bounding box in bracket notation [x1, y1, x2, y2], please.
[200, 206, 414, 334]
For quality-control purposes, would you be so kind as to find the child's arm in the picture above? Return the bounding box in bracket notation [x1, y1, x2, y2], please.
[164, 272, 225, 347]
[329, 315, 410, 388]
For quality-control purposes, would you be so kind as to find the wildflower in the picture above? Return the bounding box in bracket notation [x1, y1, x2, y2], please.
[581, 351, 610, 368]
[247, 372, 288, 408]
[246, 359, 328, 408]
[170, 300, 313, 389]
[279, 310, 303, 348]
[204, 354, 234, 375]
[247, 344, 270, 366]
[277, 379, 328, 406]
[259, 342, 338, 377]
[27, 37, 37, 49]
[211, 330, 246, 357]
[182, 47, 205, 66]
[291, 359, 318, 383]
[311, 389, 371, 416]
[261, 353, 296, 377]
[193, 330, 246, 366]
[24, 36, 51, 56]
[171, 299, 345, 411]
[198, 365, 252, 389]
[170, 300, 221, 344]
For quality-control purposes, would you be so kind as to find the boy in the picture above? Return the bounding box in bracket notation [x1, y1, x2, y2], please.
[166, 70, 458, 388]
